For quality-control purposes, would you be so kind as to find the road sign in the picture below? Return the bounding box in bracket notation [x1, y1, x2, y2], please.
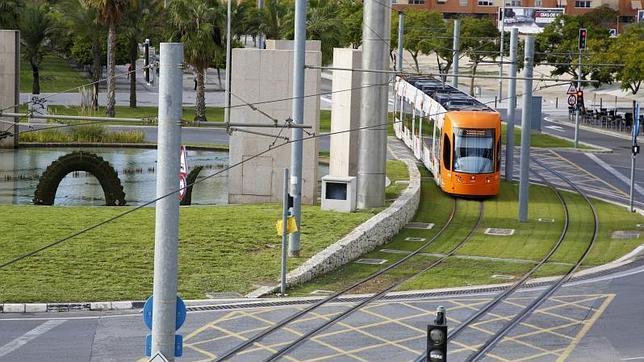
[179, 146, 188, 200]
[609, 28, 617, 37]
[145, 334, 183, 358]
[633, 103, 640, 139]
[566, 84, 577, 94]
[567, 95, 577, 106]
[143, 296, 187, 330]
[148, 352, 169, 362]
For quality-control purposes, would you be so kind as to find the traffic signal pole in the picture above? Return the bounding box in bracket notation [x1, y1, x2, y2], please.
[518, 36, 534, 223]
[574, 48, 582, 148]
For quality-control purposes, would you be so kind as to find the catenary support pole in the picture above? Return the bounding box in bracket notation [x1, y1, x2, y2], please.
[151, 42, 183, 361]
[452, 19, 460, 88]
[224, 0, 232, 125]
[357, 0, 390, 209]
[257, 0, 265, 48]
[289, 0, 307, 257]
[630, 100, 638, 212]
[574, 49, 582, 148]
[281, 168, 289, 294]
[518, 36, 534, 223]
[505, 27, 518, 182]
[498, 10, 505, 102]
[397, 11, 404, 72]
[144, 39, 150, 85]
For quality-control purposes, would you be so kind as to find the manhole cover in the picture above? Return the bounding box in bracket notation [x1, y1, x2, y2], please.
[611, 231, 640, 239]
[355, 258, 388, 265]
[405, 237, 427, 242]
[537, 217, 555, 223]
[491, 274, 515, 280]
[484, 228, 515, 236]
[310, 290, 334, 295]
[405, 222, 435, 230]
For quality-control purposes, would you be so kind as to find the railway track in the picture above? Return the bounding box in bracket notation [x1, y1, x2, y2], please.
[413, 157, 599, 362]
[215, 197, 491, 361]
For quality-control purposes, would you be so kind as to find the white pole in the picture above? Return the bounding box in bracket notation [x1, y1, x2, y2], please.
[280, 168, 289, 295]
[289, 0, 307, 257]
[574, 48, 582, 148]
[518, 36, 534, 223]
[151, 43, 183, 361]
[499, 8, 505, 102]
[505, 27, 518, 182]
[452, 19, 460, 88]
[225, 0, 232, 125]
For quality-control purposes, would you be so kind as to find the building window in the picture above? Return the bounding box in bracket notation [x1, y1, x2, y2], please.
[505, 0, 522, 6]
[459, 0, 468, 6]
[410, 0, 425, 4]
[479, 0, 494, 5]
[535, 0, 543, 6]
[575, 0, 591, 7]
[557, 0, 566, 7]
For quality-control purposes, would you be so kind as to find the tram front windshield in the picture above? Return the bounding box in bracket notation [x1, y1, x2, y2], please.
[453, 128, 494, 174]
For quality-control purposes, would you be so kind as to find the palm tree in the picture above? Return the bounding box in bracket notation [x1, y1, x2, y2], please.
[121, 0, 164, 108]
[0, 0, 23, 29]
[84, 0, 129, 117]
[61, 0, 105, 110]
[19, 3, 55, 95]
[167, 0, 220, 122]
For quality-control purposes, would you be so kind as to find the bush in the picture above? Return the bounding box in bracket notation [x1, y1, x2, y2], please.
[21, 125, 145, 143]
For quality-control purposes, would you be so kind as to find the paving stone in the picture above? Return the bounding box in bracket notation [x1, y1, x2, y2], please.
[354, 258, 388, 265]
[484, 228, 516, 236]
[405, 222, 435, 230]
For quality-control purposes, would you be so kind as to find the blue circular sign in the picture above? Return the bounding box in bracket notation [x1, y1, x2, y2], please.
[143, 296, 187, 331]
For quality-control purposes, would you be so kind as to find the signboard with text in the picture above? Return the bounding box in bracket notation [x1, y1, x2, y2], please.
[499, 7, 565, 34]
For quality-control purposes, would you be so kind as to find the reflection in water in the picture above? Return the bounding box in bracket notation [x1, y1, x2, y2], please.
[0, 147, 330, 206]
[0, 147, 229, 206]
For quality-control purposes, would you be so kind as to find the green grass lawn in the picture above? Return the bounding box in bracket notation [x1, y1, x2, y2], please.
[20, 55, 88, 93]
[501, 123, 589, 149]
[289, 178, 644, 296]
[0, 160, 408, 303]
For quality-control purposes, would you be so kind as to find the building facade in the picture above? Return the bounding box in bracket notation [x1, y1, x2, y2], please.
[392, 0, 641, 22]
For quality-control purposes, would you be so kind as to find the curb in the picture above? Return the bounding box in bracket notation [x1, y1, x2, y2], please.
[545, 116, 633, 142]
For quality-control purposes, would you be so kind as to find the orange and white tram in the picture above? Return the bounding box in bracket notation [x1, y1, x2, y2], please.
[393, 76, 501, 197]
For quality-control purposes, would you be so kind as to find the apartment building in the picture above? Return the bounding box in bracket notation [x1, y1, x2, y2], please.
[392, 0, 641, 21]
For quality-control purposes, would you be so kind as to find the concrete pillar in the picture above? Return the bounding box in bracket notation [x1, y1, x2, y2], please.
[0, 30, 20, 148]
[329, 48, 361, 178]
[228, 43, 321, 205]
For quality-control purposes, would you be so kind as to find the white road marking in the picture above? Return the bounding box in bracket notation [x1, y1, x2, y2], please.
[622, 357, 644, 361]
[0, 320, 66, 358]
[545, 125, 565, 132]
[585, 153, 644, 196]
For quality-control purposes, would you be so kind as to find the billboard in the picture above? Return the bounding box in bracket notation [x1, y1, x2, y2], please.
[498, 7, 565, 34]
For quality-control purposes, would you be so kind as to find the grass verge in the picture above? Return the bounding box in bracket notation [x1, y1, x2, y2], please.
[0, 161, 408, 302]
[20, 55, 88, 93]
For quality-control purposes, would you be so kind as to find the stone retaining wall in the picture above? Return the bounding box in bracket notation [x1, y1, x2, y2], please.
[248, 159, 422, 297]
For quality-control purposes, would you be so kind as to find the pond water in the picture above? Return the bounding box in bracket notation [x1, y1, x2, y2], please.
[0, 147, 328, 206]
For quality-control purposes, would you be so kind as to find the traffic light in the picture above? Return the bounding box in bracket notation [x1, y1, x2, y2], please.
[576, 90, 585, 110]
[578, 28, 587, 50]
[426, 306, 447, 362]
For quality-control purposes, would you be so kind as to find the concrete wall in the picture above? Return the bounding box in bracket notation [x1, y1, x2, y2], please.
[265, 39, 321, 52]
[228, 47, 321, 204]
[248, 159, 421, 297]
[0, 30, 19, 148]
[329, 48, 361, 178]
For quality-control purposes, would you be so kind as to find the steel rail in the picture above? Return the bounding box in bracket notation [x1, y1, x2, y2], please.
[215, 198, 459, 361]
[413, 169, 571, 362]
[264, 201, 485, 362]
[467, 158, 600, 362]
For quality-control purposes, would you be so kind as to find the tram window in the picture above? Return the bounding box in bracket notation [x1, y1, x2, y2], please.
[442, 134, 451, 171]
[453, 128, 494, 174]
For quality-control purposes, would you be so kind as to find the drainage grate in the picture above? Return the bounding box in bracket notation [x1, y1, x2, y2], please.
[537, 217, 555, 223]
[611, 231, 640, 239]
[405, 222, 435, 230]
[355, 258, 388, 265]
[484, 228, 515, 236]
[405, 237, 427, 242]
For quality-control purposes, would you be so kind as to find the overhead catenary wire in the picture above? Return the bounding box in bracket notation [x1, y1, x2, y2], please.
[0, 80, 564, 271]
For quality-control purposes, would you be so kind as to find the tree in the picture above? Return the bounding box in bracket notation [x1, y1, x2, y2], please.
[460, 17, 499, 95]
[337, 0, 362, 49]
[61, 0, 105, 109]
[121, 0, 164, 108]
[605, 23, 644, 94]
[389, 9, 441, 73]
[19, 3, 55, 95]
[259, 0, 288, 41]
[536, 15, 613, 87]
[167, 0, 220, 122]
[1, 0, 24, 30]
[84, 0, 129, 117]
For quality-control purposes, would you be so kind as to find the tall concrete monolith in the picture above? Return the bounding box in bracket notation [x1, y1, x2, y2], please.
[0, 30, 20, 148]
[228, 43, 321, 205]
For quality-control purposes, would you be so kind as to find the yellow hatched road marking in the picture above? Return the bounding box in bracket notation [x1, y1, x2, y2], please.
[184, 343, 218, 361]
[546, 149, 627, 196]
[556, 294, 615, 362]
[184, 311, 238, 341]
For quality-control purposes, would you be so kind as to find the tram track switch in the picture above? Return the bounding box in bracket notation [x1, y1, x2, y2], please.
[426, 306, 447, 362]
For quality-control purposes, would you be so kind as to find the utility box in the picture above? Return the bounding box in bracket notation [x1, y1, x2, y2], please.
[321, 175, 357, 212]
[531, 96, 542, 132]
